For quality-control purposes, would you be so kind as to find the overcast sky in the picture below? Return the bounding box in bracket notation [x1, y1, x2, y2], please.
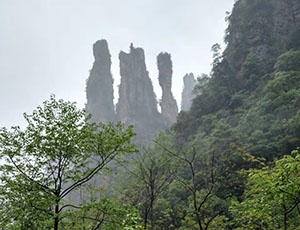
[0, 0, 234, 128]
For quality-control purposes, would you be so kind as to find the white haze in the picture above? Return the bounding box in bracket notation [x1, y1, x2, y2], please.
[0, 0, 234, 128]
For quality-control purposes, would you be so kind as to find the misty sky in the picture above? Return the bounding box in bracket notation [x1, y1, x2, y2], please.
[0, 0, 234, 128]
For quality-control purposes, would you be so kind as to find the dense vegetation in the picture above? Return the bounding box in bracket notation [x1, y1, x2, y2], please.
[0, 96, 141, 230]
[1, 0, 300, 229]
[112, 0, 300, 229]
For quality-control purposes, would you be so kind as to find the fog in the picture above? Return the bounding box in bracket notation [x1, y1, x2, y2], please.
[0, 0, 234, 128]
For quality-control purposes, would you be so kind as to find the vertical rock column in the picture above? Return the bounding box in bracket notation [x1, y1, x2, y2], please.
[83, 40, 115, 203]
[117, 44, 162, 143]
[86, 40, 115, 123]
[181, 73, 196, 111]
[157, 52, 178, 125]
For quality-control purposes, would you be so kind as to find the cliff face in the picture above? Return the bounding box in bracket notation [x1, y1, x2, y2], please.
[181, 73, 196, 112]
[86, 40, 115, 123]
[157, 53, 178, 125]
[117, 44, 165, 143]
[225, 0, 300, 72]
[272, 0, 300, 40]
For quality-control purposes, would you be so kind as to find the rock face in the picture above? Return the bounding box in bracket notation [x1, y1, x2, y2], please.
[272, 0, 300, 40]
[86, 41, 180, 144]
[157, 52, 178, 125]
[86, 40, 115, 123]
[181, 73, 196, 112]
[117, 44, 164, 144]
[225, 0, 300, 71]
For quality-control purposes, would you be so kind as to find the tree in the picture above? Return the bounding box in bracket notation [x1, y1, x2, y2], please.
[274, 50, 300, 72]
[0, 95, 136, 230]
[211, 43, 222, 69]
[63, 198, 143, 230]
[157, 143, 224, 230]
[230, 150, 300, 230]
[123, 135, 173, 230]
[239, 52, 262, 90]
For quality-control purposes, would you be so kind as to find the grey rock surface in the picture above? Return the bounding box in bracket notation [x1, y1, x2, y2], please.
[86, 40, 115, 123]
[117, 44, 165, 144]
[157, 52, 178, 125]
[181, 73, 196, 112]
[225, 0, 300, 69]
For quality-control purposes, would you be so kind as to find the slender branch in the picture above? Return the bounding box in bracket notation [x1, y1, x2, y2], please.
[154, 140, 186, 163]
[285, 198, 300, 215]
[154, 174, 173, 197]
[204, 211, 221, 230]
[61, 147, 119, 198]
[59, 204, 82, 212]
[171, 172, 194, 193]
[8, 155, 54, 195]
[92, 217, 105, 230]
[123, 164, 151, 187]
[29, 201, 53, 216]
[197, 185, 213, 213]
[198, 152, 215, 212]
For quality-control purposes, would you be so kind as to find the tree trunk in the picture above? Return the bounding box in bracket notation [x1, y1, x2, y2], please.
[150, 198, 154, 230]
[193, 191, 203, 230]
[54, 202, 60, 230]
[284, 212, 287, 230]
[144, 205, 149, 230]
[196, 211, 203, 230]
[283, 199, 287, 230]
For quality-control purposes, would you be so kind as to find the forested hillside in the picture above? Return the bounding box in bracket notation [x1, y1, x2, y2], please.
[174, 0, 300, 159]
[114, 0, 300, 229]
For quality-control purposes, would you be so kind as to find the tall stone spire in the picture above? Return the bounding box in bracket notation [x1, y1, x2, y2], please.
[157, 52, 178, 125]
[117, 44, 163, 143]
[181, 73, 196, 111]
[86, 40, 115, 123]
